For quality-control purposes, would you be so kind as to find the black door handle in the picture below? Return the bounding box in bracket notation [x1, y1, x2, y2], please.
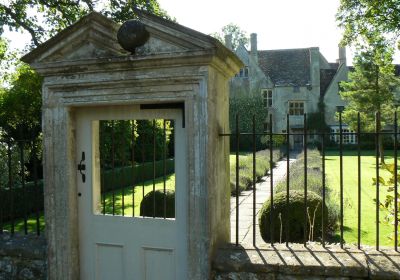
[77, 151, 86, 183]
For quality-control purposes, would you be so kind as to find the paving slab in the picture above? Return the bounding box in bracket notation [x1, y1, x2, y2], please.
[230, 154, 297, 244]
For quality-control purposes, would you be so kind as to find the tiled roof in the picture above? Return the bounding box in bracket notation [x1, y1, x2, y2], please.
[257, 48, 311, 86]
[329, 63, 339, 70]
[320, 69, 337, 96]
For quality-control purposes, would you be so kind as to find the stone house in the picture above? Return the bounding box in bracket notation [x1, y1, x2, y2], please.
[227, 33, 352, 148]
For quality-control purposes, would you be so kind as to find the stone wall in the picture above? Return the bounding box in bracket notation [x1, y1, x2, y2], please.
[212, 243, 400, 280]
[0, 234, 46, 280]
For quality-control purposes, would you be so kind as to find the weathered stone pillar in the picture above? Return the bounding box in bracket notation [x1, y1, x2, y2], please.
[22, 11, 242, 280]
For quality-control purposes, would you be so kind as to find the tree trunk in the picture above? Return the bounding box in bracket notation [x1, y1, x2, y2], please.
[379, 134, 385, 165]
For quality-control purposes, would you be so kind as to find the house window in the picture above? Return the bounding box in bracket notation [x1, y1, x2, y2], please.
[244, 67, 249, 77]
[289, 101, 304, 115]
[262, 89, 273, 108]
[330, 127, 357, 144]
[236, 66, 249, 78]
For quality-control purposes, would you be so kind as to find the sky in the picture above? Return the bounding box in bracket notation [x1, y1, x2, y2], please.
[4, 0, 399, 64]
[158, 0, 347, 63]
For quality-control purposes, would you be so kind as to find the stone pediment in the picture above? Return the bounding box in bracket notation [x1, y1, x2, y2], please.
[22, 10, 228, 65]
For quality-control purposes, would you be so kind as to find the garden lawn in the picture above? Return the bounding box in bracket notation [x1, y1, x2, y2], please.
[101, 174, 175, 216]
[325, 150, 396, 247]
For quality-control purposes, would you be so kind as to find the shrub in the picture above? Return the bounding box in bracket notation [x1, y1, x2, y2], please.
[259, 190, 327, 243]
[273, 149, 340, 237]
[140, 189, 175, 218]
[230, 149, 281, 195]
[101, 159, 174, 192]
[0, 181, 44, 222]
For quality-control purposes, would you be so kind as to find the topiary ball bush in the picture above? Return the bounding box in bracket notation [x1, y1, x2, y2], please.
[140, 189, 175, 218]
[259, 190, 328, 243]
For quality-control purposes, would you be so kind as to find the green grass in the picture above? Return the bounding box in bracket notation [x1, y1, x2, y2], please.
[4, 174, 176, 234]
[3, 213, 45, 234]
[100, 174, 175, 216]
[325, 150, 397, 247]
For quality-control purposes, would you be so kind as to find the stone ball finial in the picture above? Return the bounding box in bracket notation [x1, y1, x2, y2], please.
[117, 20, 149, 54]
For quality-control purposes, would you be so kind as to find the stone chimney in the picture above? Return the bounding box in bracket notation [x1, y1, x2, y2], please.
[338, 45, 346, 65]
[224, 34, 232, 50]
[250, 33, 258, 63]
[310, 47, 321, 89]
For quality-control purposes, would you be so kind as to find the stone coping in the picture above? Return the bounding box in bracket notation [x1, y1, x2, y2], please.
[213, 243, 400, 279]
[0, 233, 46, 260]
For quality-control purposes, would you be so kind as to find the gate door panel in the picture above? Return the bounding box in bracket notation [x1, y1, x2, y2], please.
[76, 105, 187, 280]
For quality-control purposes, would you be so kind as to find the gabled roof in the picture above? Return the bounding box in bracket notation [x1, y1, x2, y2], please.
[21, 12, 124, 64]
[320, 68, 337, 96]
[257, 48, 311, 86]
[21, 10, 242, 72]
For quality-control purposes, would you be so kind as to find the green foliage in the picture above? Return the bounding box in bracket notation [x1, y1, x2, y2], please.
[336, 0, 400, 47]
[0, 38, 20, 86]
[101, 158, 174, 192]
[210, 23, 249, 49]
[100, 119, 173, 168]
[230, 149, 281, 195]
[339, 39, 399, 132]
[274, 149, 340, 235]
[339, 37, 400, 164]
[372, 163, 400, 246]
[0, 64, 42, 141]
[140, 189, 175, 218]
[260, 134, 286, 147]
[259, 190, 327, 243]
[230, 95, 268, 151]
[0, 180, 43, 222]
[0, 1, 169, 48]
[0, 38, 6, 61]
[307, 100, 329, 132]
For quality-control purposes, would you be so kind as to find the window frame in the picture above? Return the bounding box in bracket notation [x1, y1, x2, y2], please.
[262, 89, 273, 108]
[288, 101, 305, 115]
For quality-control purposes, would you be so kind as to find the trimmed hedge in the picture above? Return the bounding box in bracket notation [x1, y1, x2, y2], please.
[229, 95, 268, 151]
[274, 149, 340, 237]
[101, 159, 174, 192]
[230, 149, 281, 195]
[0, 181, 44, 222]
[259, 190, 327, 243]
[140, 189, 175, 218]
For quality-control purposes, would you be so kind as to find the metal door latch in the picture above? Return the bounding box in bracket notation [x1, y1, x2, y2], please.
[77, 151, 86, 183]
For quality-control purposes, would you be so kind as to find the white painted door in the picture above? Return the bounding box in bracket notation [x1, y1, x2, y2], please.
[76, 105, 187, 280]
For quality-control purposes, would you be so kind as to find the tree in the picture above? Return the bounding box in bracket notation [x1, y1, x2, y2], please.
[0, 63, 42, 141]
[336, 0, 400, 47]
[339, 36, 400, 164]
[0, 0, 169, 49]
[229, 95, 267, 151]
[211, 23, 249, 50]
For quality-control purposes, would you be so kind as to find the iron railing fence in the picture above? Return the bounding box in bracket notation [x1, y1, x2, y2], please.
[0, 119, 177, 236]
[222, 112, 399, 251]
[97, 119, 175, 219]
[0, 139, 43, 236]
